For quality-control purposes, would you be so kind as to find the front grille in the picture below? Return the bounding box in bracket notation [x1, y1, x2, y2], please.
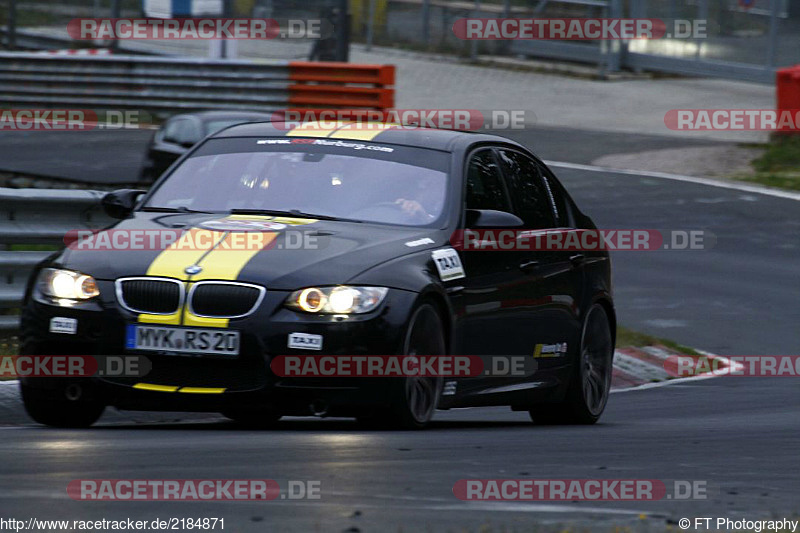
[189, 282, 265, 318]
[116, 278, 183, 315]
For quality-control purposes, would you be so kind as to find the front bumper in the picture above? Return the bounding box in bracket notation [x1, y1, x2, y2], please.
[20, 281, 419, 415]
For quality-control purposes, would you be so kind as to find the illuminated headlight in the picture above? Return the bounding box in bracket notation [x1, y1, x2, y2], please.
[287, 286, 388, 314]
[37, 268, 100, 301]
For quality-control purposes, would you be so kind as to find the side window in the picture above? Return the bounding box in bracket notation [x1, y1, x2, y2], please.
[465, 149, 511, 212]
[497, 149, 556, 229]
[540, 166, 573, 228]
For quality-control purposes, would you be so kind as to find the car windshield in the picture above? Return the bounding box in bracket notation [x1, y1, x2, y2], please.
[144, 138, 450, 227]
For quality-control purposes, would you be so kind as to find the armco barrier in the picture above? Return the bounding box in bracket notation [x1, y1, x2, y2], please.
[0, 53, 395, 116]
[0, 188, 111, 332]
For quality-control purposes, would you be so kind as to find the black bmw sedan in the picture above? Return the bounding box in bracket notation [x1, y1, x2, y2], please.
[20, 121, 615, 429]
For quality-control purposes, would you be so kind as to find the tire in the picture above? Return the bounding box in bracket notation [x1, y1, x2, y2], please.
[529, 304, 614, 425]
[361, 303, 445, 430]
[20, 382, 105, 428]
[222, 407, 282, 428]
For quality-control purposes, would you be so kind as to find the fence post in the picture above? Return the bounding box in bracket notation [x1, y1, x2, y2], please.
[7, 0, 16, 51]
[335, 0, 351, 62]
[109, 0, 121, 53]
[470, 0, 480, 61]
[366, 0, 376, 50]
[422, 0, 431, 47]
[605, 0, 623, 74]
[766, 0, 780, 68]
[695, 0, 708, 61]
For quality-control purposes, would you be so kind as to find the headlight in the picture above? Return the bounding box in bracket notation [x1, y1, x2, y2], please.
[37, 268, 100, 300]
[286, 286, 388, 314]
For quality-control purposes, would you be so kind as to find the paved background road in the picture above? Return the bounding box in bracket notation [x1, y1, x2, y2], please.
[0, 125, 723, 184]
[550, 162, 800, 356]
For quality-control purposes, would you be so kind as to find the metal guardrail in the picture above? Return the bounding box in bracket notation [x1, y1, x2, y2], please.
[0, 28, 160, 56]
[0, 188, 111, 332]
[0, 53, 396, 117]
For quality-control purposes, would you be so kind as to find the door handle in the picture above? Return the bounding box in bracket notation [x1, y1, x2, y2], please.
[569, 254, 586, 267]
[519, 260, 541, 273]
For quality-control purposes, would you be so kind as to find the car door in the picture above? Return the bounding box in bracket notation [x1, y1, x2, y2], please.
[496, 148, 583, 376]
[450, 148, 535, 397]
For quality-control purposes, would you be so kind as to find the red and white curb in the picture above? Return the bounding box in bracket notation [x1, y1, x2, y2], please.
[611, 346, 732, 391]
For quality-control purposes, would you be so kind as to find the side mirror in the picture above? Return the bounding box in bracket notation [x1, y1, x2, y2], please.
[102, 189, 146, 219]
[465, 209, 524, 229]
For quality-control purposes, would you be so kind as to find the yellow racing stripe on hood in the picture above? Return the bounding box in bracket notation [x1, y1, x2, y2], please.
[182, 230, 278, 328]
[138, 216, 316, 328]
[138, 228, 226, 325]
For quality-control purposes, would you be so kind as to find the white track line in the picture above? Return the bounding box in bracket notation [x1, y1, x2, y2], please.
[545, 160, 800, 202]
[428, 502, 656, 516]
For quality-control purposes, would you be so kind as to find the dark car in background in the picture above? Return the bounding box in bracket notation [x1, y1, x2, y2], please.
[139, 111, 273, 182]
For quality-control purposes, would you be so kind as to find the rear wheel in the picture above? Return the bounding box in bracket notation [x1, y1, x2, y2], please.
[529, 304, 613, 425]
[359, 303, 444, 430]
[21, 382, 105, 428]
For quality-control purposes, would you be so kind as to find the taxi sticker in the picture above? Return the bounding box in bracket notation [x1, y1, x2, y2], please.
[432, 248, 465, 281]
[288, 332, 323, 351]
[50, 317, 77, 335]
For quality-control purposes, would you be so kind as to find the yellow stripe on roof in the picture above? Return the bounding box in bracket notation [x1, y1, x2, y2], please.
[287, 120, 352, 138]
[328, 122, 398, 141]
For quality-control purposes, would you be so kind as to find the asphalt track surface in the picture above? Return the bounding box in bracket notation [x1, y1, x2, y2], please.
[0, 125, 721, 184]
[1, 128, 799, 531]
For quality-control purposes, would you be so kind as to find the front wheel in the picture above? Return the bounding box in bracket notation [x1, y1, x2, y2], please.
[529, 303, 614, 425]
[21, 382, 105, 428]
[362, 303, 444, 430]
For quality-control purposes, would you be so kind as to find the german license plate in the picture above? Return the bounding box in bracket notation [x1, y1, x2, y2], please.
[125, 325, 240, 356]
